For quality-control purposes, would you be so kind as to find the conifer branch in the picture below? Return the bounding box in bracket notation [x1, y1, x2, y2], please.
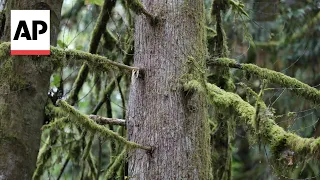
[33, 130, 59, 180]
[43, 106, 126, 130]
[59, 47, 139, 71]
[184, 80, 320, 159]
[0, 42, 139, 72]
[104, 146, 128, 179]
[209, 58, 320, 104]
[57, 100, 151, 151]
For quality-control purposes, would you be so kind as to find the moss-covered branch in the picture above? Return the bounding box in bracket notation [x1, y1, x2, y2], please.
[43, 106, 125, 131]
[57, 100, 151, 151]
[229, 0, 248, 18]
[0, 42, 138, 72]
[104, 146, 128, 179]
[209, 58, 320, 104]
[41, 117, 70, 130]
[184, 80, 320, 159]
[60, 47, 138, 71]
[33, 130, 59, 180]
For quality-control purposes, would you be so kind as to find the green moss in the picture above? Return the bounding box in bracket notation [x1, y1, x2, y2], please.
[311, 138, 320, 153]
[49, 46, 66, 68]
[41, 117, 70, 130]
[0, 55, 29, 91]
[179, 5, 212, 175]
[191, 81, 320, 162]
[229, 0, 248, 17]
[210, 57, 237, 66]
[178, 4, 212, 177]
[33, 129, 58, 180]
[243, 63, 320, 103]
[0, 42, 10, 57]
[213, 58, 320, 104]
[0, 42, 137, 73]
[82, 133, 95, 161]
[104, 146, 128, 179]
[57, 100, 151, 150]
[269, 134, 287, 157]
[46, 103, 68, 118]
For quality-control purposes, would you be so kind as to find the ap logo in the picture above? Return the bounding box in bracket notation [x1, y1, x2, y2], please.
[11, 10, 50, 55]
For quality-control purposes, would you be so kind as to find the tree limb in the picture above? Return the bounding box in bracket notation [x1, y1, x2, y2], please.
[60, 47, 138, 71]
[184, 80, 320, 160]
[0, 42, 139, 72]
[209, 58, 320, 104]
[88, 115, 126, 126]
[104, 146, 128, 179]
[57, 100, 151, 151]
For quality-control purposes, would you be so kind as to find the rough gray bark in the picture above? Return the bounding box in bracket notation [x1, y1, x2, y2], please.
[0, 0, 62, 179]
[127, 0, 211, 179]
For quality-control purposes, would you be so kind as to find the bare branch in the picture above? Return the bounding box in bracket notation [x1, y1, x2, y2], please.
[89, 115, 126, 126]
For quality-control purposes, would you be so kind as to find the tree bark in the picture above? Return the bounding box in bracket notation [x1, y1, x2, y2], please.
[127, 0, 211, 179]
[0, 1, 62, 179]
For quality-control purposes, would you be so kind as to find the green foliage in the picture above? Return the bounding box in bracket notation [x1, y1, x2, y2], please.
[229, 0, 248, 18]
[57, 39, 68, 49]
[57, 100, 151, 150]
[86, 0, 104, 6]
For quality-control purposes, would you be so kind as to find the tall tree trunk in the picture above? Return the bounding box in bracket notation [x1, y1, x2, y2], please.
[127, 0, 211, 179]
[0, 0, 62, 179]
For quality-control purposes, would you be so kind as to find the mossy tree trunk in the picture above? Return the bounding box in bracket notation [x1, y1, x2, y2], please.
[127, 0, 211, 179]
[0, 0, 62, 179]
